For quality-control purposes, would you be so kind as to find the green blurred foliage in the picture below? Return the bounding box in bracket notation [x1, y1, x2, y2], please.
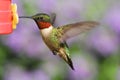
[98, 55, 119, 80]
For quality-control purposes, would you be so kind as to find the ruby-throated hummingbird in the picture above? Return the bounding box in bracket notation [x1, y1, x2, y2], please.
[19, 13, 99, 70]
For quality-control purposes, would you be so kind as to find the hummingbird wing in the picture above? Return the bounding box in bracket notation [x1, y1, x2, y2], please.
[58, 21, 99, 41]
[50, 13, 56, 25]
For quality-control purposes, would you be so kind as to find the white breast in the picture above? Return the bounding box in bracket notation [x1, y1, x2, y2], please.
[40, 26, 53, 37]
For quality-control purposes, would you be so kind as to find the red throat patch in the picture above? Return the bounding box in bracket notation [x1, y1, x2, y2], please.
[38, 22, 51, 29]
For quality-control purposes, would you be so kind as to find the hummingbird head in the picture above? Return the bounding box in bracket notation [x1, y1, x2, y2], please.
[19, 13, 52, 29]
[32, 13, 51, 22]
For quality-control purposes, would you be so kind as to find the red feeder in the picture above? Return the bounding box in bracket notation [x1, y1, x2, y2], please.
[0, 0, 12, 34]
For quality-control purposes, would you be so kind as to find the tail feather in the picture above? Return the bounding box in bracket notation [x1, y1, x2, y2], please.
[66, 54, 74, 70]
[58, 48, 75, 70]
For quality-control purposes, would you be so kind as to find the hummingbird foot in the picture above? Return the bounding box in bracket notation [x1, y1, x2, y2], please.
[52, 51, 57, 55]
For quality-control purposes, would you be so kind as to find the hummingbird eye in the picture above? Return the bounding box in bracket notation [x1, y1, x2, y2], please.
[40, 17, 43, 20]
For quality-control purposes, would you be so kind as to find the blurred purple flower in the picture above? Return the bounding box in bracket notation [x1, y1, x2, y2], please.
[105, 6, 120, 34]
[4, 65, 50, 80]
[69, 55, 97, 80]
[5, 22, 49, 58]
[87, 29, 119, 56]
[36, 0, 56, 13]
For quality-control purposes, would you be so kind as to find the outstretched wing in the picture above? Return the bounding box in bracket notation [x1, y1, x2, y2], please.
[58, 21, 99, 41]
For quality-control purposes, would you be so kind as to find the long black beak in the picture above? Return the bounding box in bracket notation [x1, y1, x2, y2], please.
[19, 16, 32, 19]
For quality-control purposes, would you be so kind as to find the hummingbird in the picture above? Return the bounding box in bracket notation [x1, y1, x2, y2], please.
[19, 13, 99, 70]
